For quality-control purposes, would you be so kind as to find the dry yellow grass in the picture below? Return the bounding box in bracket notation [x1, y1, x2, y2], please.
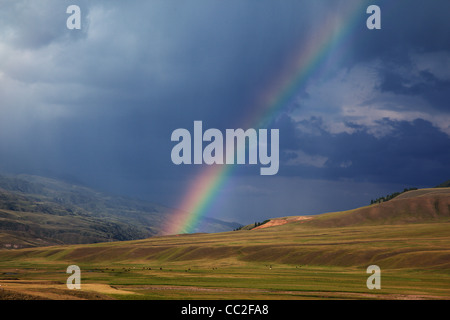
[0, 187, 449, 300]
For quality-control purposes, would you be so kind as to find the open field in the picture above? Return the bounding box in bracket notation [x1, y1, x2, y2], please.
[0, 219, 449, 299]
[0, 188, 449, 300]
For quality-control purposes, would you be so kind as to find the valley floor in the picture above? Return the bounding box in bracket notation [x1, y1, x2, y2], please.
[0, 263, 449, 300]
[1, 220, 449, 300]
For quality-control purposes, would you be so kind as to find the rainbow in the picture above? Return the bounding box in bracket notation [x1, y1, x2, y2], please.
[163, 1, 367, 235]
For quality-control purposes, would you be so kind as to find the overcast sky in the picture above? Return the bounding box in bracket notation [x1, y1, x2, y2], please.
[1, 0, 450, 224]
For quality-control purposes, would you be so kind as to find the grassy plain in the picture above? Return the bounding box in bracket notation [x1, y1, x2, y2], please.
[1, 217, 449, 300]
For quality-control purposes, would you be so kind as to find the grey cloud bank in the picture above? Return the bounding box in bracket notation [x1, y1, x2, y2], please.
[0, 0, 449, 224]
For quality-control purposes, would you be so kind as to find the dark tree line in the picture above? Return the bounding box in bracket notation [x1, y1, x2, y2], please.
[370, 187, 417, 205]
[233, 219, 270, 231]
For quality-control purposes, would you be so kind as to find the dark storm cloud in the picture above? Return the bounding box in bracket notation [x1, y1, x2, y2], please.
[0, 0, 323, 188]
[338, 0, 450, 115]
[276, 116, 450, 186]
[1, 0, 450, 221]
[378, 69, 450, 112]
[345, 0, 450, 64]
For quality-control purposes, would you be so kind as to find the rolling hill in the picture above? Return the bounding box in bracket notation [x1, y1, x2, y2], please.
[1, 186, 449, 267]
[0, 185, 449, 300]
[0, 173, 241, 248]
[303, 187, 450, 228]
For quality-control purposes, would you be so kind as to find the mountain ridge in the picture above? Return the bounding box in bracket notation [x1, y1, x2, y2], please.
[0, 173, 242, 248]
